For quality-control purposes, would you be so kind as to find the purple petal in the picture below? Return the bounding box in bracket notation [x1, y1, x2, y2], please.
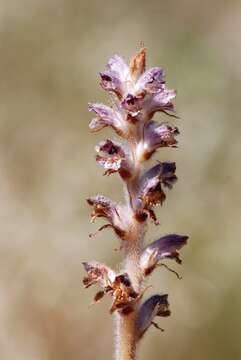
[138, 162, 177, 209]
[143, 162, 177, 188]
[144, 88, 176, 118]
[145, 121, 179, 150]
[153, 89, 176, 109]
[100, 55, 129, 98]
[100, 72, 124, 98]
[136, 67, 165, 94]
[88, 103, 114, 118]
[136, 294, 170, 340]
[140, 234, 188, 275]
[139, 174, 166, 208]
[160, 162, 177, 189]
[107, 55, 129, 79]
[121, 93, 143, 115]
[88, 102, 126, 136]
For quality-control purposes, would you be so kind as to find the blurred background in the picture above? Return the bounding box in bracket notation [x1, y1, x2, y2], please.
[0, 0, 241, 359]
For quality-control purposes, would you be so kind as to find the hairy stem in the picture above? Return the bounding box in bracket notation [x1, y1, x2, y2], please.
[115, 311, 136, 360]
[115, 138, 145, 360]
[115, 223, 143, 360]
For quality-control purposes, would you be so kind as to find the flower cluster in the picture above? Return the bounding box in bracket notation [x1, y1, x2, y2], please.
[83, 48, 188, 357]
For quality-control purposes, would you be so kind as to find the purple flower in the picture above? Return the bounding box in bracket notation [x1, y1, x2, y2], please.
[136, 67, 165, 94]
[99, 50, 176, 124]
[139, 121, 179, 160]
[120, 86, 176, 123]
[139, 162, 177, 205]
[85, 49, 189, 354]
[108, 55, 129, 79]
[95, 139, 132, 178]
[136, 294, 170, 340]
[139, 172, 166, 208]
[143, 88, 176, 119]
[88, 103, 127, 137]
[135, 163, 177, 223]
[140, 234, 188, 276]
[100, 55, 129, 99]
[159, 162, 177, 189]
[121, 94, 143, 116]
[145, 121, 179, 148]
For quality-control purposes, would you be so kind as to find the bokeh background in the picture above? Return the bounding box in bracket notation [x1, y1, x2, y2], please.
[0, 0, 241, 359]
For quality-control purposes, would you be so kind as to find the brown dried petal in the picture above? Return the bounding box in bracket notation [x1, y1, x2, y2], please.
[86, 195, 127, 239]
[129, 47, 146, 80]
[110, 273, 139, 314]
[86, 195, 118, 223]
[93, 291, 105, 303]
[82, 261, 116, 289]
[83, 263, 140, 314]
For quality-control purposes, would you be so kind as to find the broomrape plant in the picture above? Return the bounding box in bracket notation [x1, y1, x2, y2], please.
[82, 48, 188, 360]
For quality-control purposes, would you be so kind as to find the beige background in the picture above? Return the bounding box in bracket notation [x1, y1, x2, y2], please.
[0, 0, 241, 359]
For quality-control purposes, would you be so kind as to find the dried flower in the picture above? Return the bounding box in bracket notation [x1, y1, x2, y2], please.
[86, 195, 128, 239]
[82, 262, 140, 314]
[82, 261, 116, 289]
[129, 47, 146, 79]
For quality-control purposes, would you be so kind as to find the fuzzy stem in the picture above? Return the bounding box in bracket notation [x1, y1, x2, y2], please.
[115, 311, 136, 360]
[115, 136, 145, 360]
[115, 224, 143, 360]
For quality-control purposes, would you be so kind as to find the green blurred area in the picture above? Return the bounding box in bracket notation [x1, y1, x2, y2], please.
[0, 0, 241, 359]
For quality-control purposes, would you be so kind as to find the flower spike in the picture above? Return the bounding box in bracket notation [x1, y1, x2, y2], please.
[83, 48, 189, 359]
